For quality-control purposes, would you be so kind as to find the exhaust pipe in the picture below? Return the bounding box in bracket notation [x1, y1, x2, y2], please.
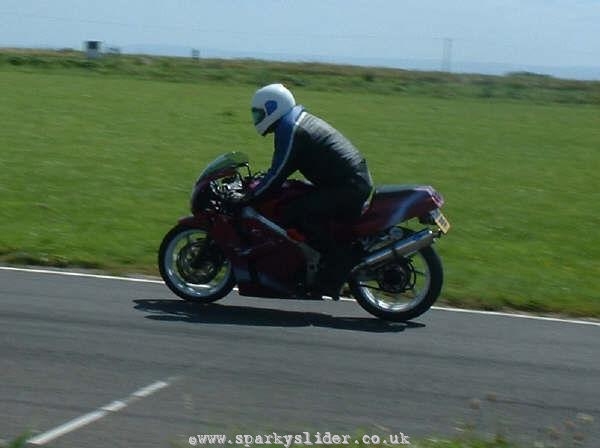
[354, 229, 438, 272]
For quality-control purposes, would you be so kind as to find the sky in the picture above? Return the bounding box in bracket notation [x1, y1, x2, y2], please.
[1, 0, 599, 79]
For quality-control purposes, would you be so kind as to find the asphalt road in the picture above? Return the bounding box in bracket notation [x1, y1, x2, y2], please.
[1, 267, 599, 447]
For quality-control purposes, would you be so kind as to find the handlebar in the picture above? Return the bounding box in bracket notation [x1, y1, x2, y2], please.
[209, 171, 264, 203]
[192, 167, 266, 215]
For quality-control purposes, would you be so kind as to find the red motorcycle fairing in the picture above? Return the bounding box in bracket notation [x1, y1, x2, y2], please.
[207, 211, 309, 299]
[177, 214, 212, 229]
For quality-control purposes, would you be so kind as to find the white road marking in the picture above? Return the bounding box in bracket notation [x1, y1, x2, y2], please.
[26, 378, 176, 446]
[429, 305, 600, 327]
[132, 380, 169, 398]
[2, 265, 599, 327]
[101, 400, 127, 412]
[27, 411, 107, 446]
[0, 265, 163, 284]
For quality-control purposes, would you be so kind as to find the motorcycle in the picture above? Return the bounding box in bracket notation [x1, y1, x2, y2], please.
[158, 151, 450, 321]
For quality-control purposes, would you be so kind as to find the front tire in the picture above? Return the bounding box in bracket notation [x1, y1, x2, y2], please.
[348, 246, 443, 322]
[158, 224, 235, 303]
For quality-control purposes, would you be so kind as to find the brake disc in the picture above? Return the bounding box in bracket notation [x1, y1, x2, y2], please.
[376, 259, 416, 293]
[176, 241, 223, 284]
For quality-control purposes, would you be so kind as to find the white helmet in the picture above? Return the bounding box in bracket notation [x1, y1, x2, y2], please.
[251, 83, 296, 135]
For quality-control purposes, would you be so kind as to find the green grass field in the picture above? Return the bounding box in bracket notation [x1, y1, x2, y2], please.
[1, 52, 599, 316]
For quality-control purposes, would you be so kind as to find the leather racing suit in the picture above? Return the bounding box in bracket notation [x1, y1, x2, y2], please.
[249, 105, 374, 294]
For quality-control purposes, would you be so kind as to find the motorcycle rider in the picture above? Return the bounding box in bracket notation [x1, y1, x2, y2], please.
[246, 83, 374, 299]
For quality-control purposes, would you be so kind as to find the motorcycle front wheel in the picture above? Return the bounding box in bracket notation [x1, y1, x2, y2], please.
[158, 224, 235, 303]
[348, 246, 443, 322]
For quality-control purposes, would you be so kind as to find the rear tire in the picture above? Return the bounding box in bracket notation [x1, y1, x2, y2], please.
[158, 224, 235, 303]
[349, 246, 443, 322]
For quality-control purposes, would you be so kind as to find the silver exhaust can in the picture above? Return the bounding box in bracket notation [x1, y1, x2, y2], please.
[356, 229, 437, 271]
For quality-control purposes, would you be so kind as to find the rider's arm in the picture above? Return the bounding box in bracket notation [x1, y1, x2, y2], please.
[248, 110, 304, 203]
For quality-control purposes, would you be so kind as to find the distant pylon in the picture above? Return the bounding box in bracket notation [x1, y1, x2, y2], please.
[442, 38, 453, 72]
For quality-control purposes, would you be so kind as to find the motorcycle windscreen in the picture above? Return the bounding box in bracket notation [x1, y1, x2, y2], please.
[197, 152, 249, 181]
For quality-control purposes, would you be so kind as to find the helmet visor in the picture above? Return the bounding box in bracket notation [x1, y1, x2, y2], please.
[251, 107, 266, 125]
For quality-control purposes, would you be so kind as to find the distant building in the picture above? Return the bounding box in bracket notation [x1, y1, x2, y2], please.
[85, 41, 102, 59]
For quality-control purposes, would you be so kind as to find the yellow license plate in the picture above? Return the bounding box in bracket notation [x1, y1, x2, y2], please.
[431, 209, 451, 234]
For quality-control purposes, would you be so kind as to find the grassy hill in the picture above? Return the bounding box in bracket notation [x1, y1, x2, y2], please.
[2, 48, 600, 104]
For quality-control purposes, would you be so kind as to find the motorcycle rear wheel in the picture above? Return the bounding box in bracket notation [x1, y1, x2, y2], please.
[158, 224, 235, 302]
[348, 246, 443, 322]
